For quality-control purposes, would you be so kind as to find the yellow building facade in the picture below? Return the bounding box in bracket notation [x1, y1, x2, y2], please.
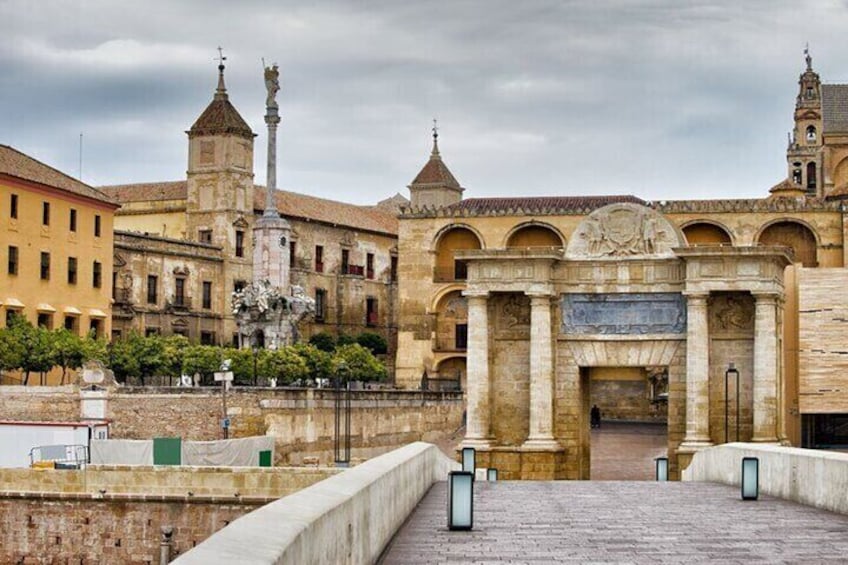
[0, 145, 118, 344]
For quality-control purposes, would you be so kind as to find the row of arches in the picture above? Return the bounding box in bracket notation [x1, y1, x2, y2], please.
[434, 219, 819, 277]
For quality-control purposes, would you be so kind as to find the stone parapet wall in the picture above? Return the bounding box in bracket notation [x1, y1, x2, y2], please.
[173, 442, 458, 565]
[683, 443, 848, 515]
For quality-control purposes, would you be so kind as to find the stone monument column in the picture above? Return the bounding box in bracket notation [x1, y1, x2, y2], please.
[752, 292, 780, 443]
[680, 291, 712, 448]
[462, 290, 492, 447]
[523, 292, 559, 448]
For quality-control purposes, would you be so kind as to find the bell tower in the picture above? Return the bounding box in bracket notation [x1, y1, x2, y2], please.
[408, 121, 464, 209]
[787, 47, 823, 197]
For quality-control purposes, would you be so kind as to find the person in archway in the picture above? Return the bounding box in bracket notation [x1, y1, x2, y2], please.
[591, 404, 602, 429]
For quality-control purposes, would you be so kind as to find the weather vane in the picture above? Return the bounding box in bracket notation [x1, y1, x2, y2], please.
[432, 118, 438, 141]
[216, 46, 227, 67]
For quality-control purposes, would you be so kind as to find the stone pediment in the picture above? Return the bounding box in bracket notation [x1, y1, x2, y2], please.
[565, 203, 684, 260]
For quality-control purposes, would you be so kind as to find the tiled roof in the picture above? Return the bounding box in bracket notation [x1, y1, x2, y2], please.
[410, 155, 461, 187]
[99, 181, 398, 236]
[188, 98, 254, 139]
[768, 177, 805, 197]
[100, 181, 188, 202]
[0, 145, 117, 205]
[446, 195, 646, 214]
[822, 84, 848, 133]
[256, 186, 398, 236]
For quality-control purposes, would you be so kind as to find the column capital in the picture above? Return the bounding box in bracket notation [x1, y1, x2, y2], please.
[751, 291, 781, 303]
[526, 291, 554, 303]
[462, 289, 490, 299]
[682, 290, 710, 300]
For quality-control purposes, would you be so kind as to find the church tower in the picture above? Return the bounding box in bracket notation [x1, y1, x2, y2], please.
[186, 52, 256, 343]
[787, 48, 823, 197]
[408, 124, 464, 209]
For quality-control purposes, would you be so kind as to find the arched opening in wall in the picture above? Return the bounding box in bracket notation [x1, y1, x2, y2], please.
[505, 225, 563, 249]
[430, 357, 465, 393]
[806, 125, 817, 143]
[682, 223, 732, 246]
[433, 290, 468, 352]
[434, 227, 481, 282]
[833, 157, 848, 191]
[757, 221, 818, 267]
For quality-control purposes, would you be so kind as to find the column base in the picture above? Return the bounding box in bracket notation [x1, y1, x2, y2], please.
[521, 438, 562, 451]
[460, 438, 494, 450]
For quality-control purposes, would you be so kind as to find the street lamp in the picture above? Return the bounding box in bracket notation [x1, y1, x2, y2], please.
[725, 363, 740, 443]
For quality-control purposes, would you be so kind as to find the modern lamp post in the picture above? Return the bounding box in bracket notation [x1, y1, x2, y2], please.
[725, 363, 740, 443]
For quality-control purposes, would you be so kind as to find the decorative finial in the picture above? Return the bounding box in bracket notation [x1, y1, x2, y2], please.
[431, 118, 440, 157]
[215, 46, 228, 100]
[805, 43, 812, 71]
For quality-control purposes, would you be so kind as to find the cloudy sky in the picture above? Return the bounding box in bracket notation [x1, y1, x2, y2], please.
[2, 1, 848, 205]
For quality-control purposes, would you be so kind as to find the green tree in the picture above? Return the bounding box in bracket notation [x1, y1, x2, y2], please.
[107, 336, 139, 384]
[336, 333, 356, 347]
[332, 343, 387, 383]
[0, 319, 26, 381]
[223, 347, 259, 385]
[308, 331, 336, 352]
[292, 343, 333, 381]
[4, 317, 54, 385]
[51, 328, 86, 384]
[107, 332, 166, 385]
[355, 331, 388, 355]
[259, 347, 309, 385]
[162, 334, 190, 385]
[182, 345, 222, 385]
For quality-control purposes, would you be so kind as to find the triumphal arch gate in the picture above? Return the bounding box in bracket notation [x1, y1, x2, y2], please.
[457, 203, 790, 480]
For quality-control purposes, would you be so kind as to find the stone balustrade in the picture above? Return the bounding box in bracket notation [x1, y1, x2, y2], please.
[682, 443, 848, 515]
[172, 442, 458, 564]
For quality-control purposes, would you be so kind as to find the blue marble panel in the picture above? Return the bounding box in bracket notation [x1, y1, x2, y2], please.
[561, 293, 686, 335]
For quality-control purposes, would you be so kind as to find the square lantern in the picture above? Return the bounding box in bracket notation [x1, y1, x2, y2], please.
[487, 468, 498, 482]
[448, 471, 474, 530]
[741, 457, 759, 500]
[461, 447, 476, 477]
[655, 457, 669, 481]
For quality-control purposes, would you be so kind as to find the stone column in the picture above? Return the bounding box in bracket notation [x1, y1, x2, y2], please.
[523, 292, 559, 449]
[752, 292, 780, 443]
[462, 290, 492, 447]
[680, 292, 712, 448]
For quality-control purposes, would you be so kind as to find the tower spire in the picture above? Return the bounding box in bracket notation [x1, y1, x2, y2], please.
[431, 118, 440, 158]
[215, 46, 228, 100]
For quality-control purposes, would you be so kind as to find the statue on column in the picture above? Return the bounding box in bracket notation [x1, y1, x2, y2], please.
[264, 62, 280, 109]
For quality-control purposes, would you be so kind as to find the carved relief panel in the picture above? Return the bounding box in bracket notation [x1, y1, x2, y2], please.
[708, 292, 754, 336]
[566, 203, 684, 259]
[495, 293, 531, 339]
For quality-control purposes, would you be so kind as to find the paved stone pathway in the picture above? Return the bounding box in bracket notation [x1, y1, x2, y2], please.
[380, 481, 848, 563]
[591, 422, 667, 480]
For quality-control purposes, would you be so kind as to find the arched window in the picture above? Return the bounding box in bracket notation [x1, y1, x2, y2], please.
[806, 125, 817, 143]
[807, 162, 817, 191]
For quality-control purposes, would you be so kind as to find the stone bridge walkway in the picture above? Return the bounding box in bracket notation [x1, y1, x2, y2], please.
[380, 480, 848, 563]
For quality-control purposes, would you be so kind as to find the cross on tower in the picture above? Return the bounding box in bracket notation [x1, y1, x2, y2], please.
[216, 46, 227, 68]
[432, 118, 439, 141]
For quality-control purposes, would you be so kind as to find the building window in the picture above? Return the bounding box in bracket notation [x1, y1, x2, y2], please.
[67, 257, 78, 284]
[390, 256, 398, 283]
[455, 323, 468, 350]
[42, 202, 50, 226]
[94, 215, 101, 237]
[341, 249, 349, 274]
[64, 316, 78, 332]
[10, 194, 17, 219]
[8, 246, 18, 275]
[366, 253, 374, 279]
[806, 125, 817, 143]
[147, 275, 158, 304]
[112, 272, 117, 300]
[315, 245, 324, 273]
[145, 327, 159, 337]
[202, 281, 212, 309]
[6, 310, 18, 328]
[90, 319, 102, 339]
[200, 331, 215, 345]
[199, 229, 212, 244]
[235, 230, 245, 257]
[454, 259, 468, 280]
[173, 328, 188, 338]
[234, 280, 246, 293]
[315, 288, 326, 322]
[92, 261, 102, 288]
[232, 333, 240, 348]
[366, 297, 378, 327]
[69, 209, 77, 232]
[40, 252, 50, 280]
[290, 240, 297, 268]
[37, 313, 52, 329]
[175, 277, 186, 306]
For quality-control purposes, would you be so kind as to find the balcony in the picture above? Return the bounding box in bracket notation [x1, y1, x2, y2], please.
[366, 311, 379, 327]
[344, 264, 365, 277]
[167, 296, 192, 311]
